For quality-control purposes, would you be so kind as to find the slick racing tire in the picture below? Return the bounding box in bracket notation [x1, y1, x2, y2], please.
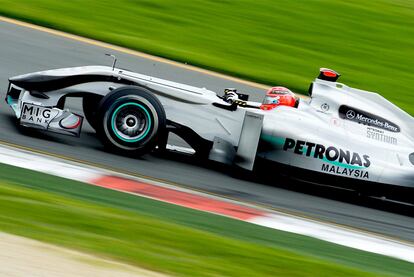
[96, 86, 166, 156]
[83, 94, 103, 130]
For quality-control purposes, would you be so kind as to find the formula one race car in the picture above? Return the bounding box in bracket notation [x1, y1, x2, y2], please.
[5, 61, 414, 200]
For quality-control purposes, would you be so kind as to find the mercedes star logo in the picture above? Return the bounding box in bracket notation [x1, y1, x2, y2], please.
[321, 103, 330, 112]
[346, 110, 356, 119]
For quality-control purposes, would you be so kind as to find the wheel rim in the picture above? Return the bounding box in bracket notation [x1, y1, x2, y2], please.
[111, 102, 152, 142]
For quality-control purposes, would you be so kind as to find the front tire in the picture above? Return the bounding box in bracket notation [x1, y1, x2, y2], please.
[96, 86, 166, 156]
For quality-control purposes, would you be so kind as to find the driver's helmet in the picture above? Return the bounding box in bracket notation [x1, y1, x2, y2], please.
[260, 86, 297, 110]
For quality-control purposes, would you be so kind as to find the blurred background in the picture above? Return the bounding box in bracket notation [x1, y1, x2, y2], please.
[0, 0, 413, 114]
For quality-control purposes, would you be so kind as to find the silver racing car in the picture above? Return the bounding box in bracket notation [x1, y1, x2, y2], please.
[5, 61, 414, 200]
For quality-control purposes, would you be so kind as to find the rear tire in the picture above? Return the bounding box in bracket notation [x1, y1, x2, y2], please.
[96, 86, 166, 156]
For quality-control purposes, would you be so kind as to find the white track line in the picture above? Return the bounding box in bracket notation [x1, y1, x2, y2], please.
[0, 144, 413, 263]
[250, 214, 414, 263]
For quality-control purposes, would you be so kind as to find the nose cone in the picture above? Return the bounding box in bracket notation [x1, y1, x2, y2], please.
[9, 72, 62, 91]
[410, 153, 414, 166]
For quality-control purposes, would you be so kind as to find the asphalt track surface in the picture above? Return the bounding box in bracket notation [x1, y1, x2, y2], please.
[1, 19, 414, 243]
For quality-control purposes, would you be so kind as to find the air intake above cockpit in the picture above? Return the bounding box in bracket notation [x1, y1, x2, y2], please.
[318, 68, 341, 82]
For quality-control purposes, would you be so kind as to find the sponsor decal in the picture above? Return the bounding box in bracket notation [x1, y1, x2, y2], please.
[346, 110, 356, 119]
[20, 103, 59, 128]
[320, 164, 369, 179]
[283, 138, 370, 179]
[366, 127, 397, 145]
[320, 103, 330, 112]
[22, 105, 52, 124]
[339, 105, 400, 133]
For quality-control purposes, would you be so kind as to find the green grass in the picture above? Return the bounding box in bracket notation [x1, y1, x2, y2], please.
[0, 1, 413, 114]
[0, 164, 413, 276]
